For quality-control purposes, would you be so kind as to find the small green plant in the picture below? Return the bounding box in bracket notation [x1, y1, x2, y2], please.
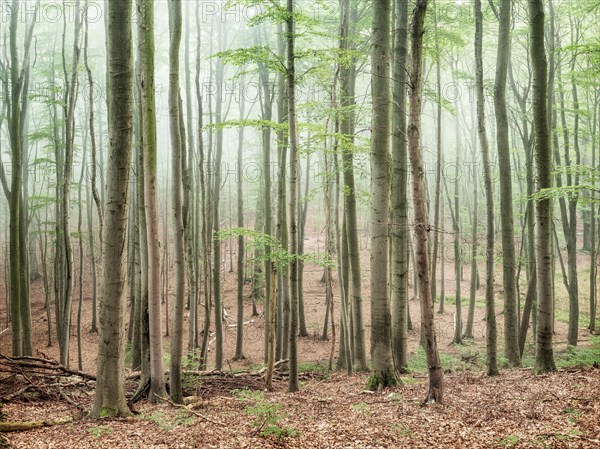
[175, 410, 197, 427]
[143, 411, 173, 430]
[233, 388, 297, 439]
[351, 401, 371, 417]
[399, 376, 423, 385]
[388, 392, 403, 401]
[555, 429, 584, 440]
[391, 423, 414, 438]
[98, 407, 118, 418]
[88, 425, 113, 439]
[563, 408, 582, 423]
[499, 435, 519, 447]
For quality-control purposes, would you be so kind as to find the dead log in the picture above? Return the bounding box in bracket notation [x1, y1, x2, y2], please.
[0, 416, 73, 432]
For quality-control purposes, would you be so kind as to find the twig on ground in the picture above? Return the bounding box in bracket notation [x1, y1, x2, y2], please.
[156, 395, 226, 426]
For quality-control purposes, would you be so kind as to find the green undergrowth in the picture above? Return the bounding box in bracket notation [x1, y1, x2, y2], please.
[233, 389, 298, 440]
[407, 346, 481, 373]
[407, 335, 599, 375]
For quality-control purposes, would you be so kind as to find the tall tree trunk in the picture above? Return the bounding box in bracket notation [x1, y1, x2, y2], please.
[529, 0, 556, 373]
[391, 0, 409, 373]
[430, 0, 443, 312]
[212, 27, 226, 371]
[494, 0, 520, 367]
[168, 0, 186, 404]
[137, 0, 168, 403]
[339, 0, 367, 372]
[56, 0, 82, 367]
[6, 0, 37, 357]
[92, 0, 134, 417]
[408, 0, 443, 403]
[475, 0, 499, 376]
[194, 1, 211, 371]
[368, 0, 396, 390]
[234, 79, 246, 361]
[83, 8, 99, 333]
[84, 2, 102, 336]
[286, 0, 300, 393]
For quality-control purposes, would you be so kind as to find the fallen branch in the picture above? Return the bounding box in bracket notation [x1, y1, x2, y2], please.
[156, 395, 225, 426]
[226, 319, 255, 329]
[0, 416, 73, 432]
[0, 354, 95, 381]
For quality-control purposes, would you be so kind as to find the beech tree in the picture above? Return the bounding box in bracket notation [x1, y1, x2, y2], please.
[136, 0, 168, 403]
[368, 0, 396, 390]
[92, 0, 134, 417]
[529, 0, 556, 373]
[408, 0, 443, 403]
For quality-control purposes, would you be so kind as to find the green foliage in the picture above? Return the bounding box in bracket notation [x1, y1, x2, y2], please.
[233, 389, 297, 439]
[499, 435, 520, 447]
[554, 336, 600, 368]
[214, 46, 284, 73]
[440, 295, 469, 306]
[408, 346, 480, 374]
[140, 408, 197, 431]
[533, 164, 600, 205]
[88, 425, 113, 439]
[366, 371, 398, 390]
[563, 407, 582, 424]
[98, 407, 118, 418]
[217, 227, 334, 270]
[298, 361, 328, 374]
[391, 423, 414, 438]
[350, 401, 371, 417]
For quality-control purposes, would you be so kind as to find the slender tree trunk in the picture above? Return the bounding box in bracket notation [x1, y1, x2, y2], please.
[84, 3, 102, 336]
[339, 0, 367, 372]
[390, 0, 410, 373]
[286, 0, 300, 393]
[194, 1, 211, 371]
[409, 0, 443, 403]
[494, 0, 520, 366]
[430, 0, 443, 311]
[234, 80, 246, 361]
[137, 0, 168, 402]
[475, 0, 499, 376]
[168, 0, 186, 404]
[212, 27, 226, 370]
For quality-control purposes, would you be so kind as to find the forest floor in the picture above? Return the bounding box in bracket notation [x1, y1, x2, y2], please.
[1, 234, 600, 448]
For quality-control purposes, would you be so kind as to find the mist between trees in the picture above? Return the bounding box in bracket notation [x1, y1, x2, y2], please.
[1, 0, 599, 434]
[0, 77, 557, 108]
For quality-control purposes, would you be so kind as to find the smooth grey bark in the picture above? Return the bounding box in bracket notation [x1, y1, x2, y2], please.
[137, 0, 167, 403]
[430, 0, 443, 312]
[92, 0, 134, 417]
[494, 0, 520, 366]
[368, 0, 397, 390]
[212, 24, 225, 370]
[234, 78, 246, 361]
[286, 0, 300, 393]
[529, 0, 556, 373]
[168, 0, 186, 404]
[339, 0, 367, 372]
[194, 1, 211, 371]
[6, 0, 37, 357]
[409, 0, 443, 403]
[84, 3, 102, 334]
[475, 0, 498, 376]
[56, 0, 82, 367]
[391, 0, 409, 373]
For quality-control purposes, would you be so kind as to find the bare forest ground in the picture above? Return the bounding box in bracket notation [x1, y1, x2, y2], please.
[1, 233, 599, 448]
